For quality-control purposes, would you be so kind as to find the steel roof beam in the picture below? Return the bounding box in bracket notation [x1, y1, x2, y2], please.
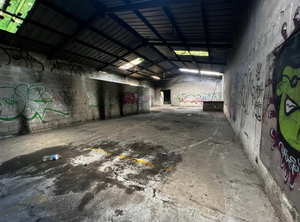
[131, 10, 188, 68]
[0, 30, 107, 67]
[170, 59, 226, 66]
[102, 0, 201, 13]
[162, 6, 199, 69]
[38, 0, 170, 74]
[88, 0, 178, 72]
[151, 43, 232, 48]
[99, 44, 144, 69]
[108, 13, 178, 70]
[200, 3, 212, 69]
[48, 12, 103, 60]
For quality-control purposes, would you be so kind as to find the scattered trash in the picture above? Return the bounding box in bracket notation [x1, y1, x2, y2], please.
[43, 154, 62, 162]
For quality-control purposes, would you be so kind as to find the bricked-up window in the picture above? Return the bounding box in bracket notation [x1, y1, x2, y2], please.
[174, 50, 209, 57]
[0, 0, 35, 34]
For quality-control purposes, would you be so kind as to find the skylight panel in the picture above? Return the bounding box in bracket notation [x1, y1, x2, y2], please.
[119, 58, 144, 70]
[0, 0, 36, 34]
[174, 50, 209, 57]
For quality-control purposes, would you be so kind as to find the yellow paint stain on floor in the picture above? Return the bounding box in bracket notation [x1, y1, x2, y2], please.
[19, 194, 48, 206]
[85, 146, 155, 168]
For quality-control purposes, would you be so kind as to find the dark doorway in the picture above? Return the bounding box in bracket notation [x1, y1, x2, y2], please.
[161, 90, 171, 104]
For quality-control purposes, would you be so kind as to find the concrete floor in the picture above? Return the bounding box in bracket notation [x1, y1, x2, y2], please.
[0, 106, 279, 222]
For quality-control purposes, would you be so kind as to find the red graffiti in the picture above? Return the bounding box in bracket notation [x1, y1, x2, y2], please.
[123, 93, 138, 105]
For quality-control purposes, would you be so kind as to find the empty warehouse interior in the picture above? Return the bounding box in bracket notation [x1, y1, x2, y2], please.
[0, 0, 299, 221]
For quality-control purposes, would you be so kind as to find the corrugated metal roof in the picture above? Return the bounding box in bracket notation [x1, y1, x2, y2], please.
[0, 0, 247, 80]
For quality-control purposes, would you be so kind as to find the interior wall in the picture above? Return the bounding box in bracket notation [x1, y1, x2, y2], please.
[0, 67, 151, 139]
[223, 0, 300, 221]
[154, 75, 223, 106]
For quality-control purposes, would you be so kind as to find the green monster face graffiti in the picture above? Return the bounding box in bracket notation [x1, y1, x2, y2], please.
[276, 66, 300, 151]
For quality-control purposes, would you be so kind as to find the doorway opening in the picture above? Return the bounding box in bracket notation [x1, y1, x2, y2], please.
[160, 90, 171, 105]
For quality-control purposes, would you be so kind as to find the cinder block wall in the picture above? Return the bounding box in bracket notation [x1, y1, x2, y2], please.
[0, 66, 149, 139]
[223, 0, 300, 221]
[154, 75, 223, 106]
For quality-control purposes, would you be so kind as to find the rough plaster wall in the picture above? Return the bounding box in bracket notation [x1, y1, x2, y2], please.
[0, 66, 150, 139]
[223, 0, 300, 221]
[154, 75, 223, 106]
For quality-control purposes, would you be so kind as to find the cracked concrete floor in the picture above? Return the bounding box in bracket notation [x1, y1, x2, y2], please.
[0, 106, 280, 222]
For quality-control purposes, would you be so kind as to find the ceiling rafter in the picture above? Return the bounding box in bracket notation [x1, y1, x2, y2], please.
[37, 0, 171, 75]
[169, 59, 226, 66]
[0, 30, 107, 66]
[102, 0, 201, 14]
[99, 44, 144, 70]
[1, 8, 155, 71]
[151, 42, 232, 48]
[131, 9, 188, 68]
[200, 2, 212, 69]
[6, 31, 151, 78]
[162, 6, 199, 69]
[107, 13, 178, 74]
[48, 12, 103, 60]
[88, 0, 179, 74]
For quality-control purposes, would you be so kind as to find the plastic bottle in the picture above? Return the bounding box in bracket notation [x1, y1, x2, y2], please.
[42, 154, 62, 162]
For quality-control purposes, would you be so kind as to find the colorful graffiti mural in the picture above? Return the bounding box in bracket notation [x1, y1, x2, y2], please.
[0, 84, 69, 122]
[262, 17, 300, 191]
[178, 93, 221, 105]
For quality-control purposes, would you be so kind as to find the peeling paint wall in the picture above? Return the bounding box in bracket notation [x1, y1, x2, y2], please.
[223, 0, 300, 221]
[154, 75, 223, 107]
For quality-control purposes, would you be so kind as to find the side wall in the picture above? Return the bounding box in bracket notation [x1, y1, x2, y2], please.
[224, 0, 300, 221]
[0, 67, 150, 139]
[154, 75, 223, 106]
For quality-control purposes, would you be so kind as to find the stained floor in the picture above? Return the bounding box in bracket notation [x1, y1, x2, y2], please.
[0, 107, 279, 222]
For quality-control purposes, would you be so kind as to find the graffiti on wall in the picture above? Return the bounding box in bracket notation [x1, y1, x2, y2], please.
[123, 93, 138, 105]
[51, 61, 87, 76]
[0, 46, 89, 76]
[0, 83, 69, 122]
[178, 93, 221, 105]
[263, 13, 300, 190]
[252, 63, 264, 121]
[87, 91, 98, 108]
[0, 46, 44, 71]
[228, 62, 264, 127]
[0, 84, 141, 123]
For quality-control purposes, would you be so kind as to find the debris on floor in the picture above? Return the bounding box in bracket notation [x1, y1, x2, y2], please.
[42, 154, 62, 162]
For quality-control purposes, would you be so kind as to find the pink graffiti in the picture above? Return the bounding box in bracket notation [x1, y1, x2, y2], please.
[123, 93, 138, 105]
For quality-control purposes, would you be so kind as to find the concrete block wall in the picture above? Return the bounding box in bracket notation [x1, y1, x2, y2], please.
[223, 0, 300, 221]
[0, 66, 150, 139]
[154, 75, 223, 106]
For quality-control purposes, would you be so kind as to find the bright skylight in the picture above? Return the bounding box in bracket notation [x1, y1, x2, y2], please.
[0, 0, 36, 34]
[179, 68, 199, 73]
[119, 58, 144, 70]
[151, 75, 161, 80]
[179, 69, 223, 76]
[174, 50, 209, 57]
[200, 70, 223, 76]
